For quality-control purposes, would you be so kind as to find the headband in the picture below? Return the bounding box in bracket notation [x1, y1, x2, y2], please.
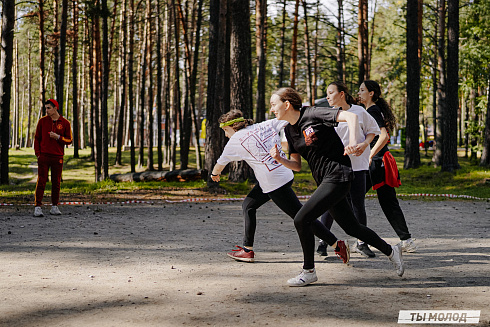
[219, 117, 245, 128]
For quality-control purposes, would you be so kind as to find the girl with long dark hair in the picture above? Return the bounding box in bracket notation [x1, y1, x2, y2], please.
[358, 80, 417, 253]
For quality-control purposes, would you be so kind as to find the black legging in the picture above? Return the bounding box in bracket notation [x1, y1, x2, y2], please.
[294, 180, 393, 269]
[365, 177, 411, 241]
[242, 179, 338, 247]
[321, 170, 368, 230]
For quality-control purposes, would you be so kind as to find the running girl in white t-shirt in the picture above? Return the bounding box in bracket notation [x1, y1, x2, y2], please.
[210, 110, 350, 264]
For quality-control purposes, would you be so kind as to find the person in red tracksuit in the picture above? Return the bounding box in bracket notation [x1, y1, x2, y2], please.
[33, 99, 73, 217]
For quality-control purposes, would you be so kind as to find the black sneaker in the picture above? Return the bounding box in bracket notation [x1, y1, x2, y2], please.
[355, 242, 375, 258]
[316, 242, 328, 256]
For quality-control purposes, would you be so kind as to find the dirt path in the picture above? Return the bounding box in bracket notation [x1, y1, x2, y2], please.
[0, 199, 489, 327]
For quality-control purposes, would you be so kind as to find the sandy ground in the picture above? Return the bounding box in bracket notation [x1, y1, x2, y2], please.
[0, 198, 489, 327]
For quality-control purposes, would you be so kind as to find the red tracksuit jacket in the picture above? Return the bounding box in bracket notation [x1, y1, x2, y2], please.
[34, 115, 73, 158]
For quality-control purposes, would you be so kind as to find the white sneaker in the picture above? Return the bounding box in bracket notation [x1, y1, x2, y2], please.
[50, 206, 62, 215]
[400, 238, 418, 253]
[287, 268, 318, 287]
[33, 206, 44, 217]
[389, 244, 405, 277]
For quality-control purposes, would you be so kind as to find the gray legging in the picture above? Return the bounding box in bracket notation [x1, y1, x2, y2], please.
[294, 180, 393, 270]
[242, 179, 339, 247]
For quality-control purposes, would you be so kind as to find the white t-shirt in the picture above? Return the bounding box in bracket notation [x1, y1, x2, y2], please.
[216, 119, 293, 193]
[334, 105, 380, 171]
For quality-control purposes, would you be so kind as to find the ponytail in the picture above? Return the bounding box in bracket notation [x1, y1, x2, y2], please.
[363, 80, 397, 132]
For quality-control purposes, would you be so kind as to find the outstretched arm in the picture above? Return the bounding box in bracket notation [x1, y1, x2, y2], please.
[210, 163, 227, 182]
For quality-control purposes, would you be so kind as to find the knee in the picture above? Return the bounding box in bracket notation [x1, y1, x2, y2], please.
[242, 199, 256, 215]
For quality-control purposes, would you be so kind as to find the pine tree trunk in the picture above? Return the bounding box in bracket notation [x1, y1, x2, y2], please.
[156, 0, 163, 170]
[170, 0, 180, 171]
[92, 3, 103, 181]
[146, 0, 154, 171]
[72, 0, 79, 158]
[303, 0, 313, 105]
[278, 0, 287, 88]
[255, 0, 267, 122]
[336, 0, 345, 82]
[190, 0, 204, 169]
[80, 24, 86, 149]
[205, 0, 228, 185]
[128, 0, 136, 172]
[39, 0, 46, 115]
[26, 32, 33, 148]
[433, 0, 446, 166]
[57, 0, 68, 114]
[0, 0, 15, 184]
[404, 0, 421, 169]
[358, 0, 368, 84]
[164, 0, 172, 166]
[313, 0, 319, 101]
[138, 10, 148, 169]
[290, 0, 299, 88]
[115, 7, 126, 166]
[481, 69, 490, 166]
[229, 0, 253, 182]
[176, 0, 192, 169]
[442, 0, 460, 171]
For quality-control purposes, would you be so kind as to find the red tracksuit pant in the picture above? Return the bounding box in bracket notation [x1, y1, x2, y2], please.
[35, 154, 64, 206]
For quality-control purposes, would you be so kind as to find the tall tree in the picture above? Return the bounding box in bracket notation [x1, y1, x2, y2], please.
[255, 0, 267, 122]
[433, 0, 446, 166]
[228, 0, 253, 182]
[290, 0, 299, 88]
[336, 0, 345, 82]
[164, 1, 172, 167]
[482, 69, 490, 166]
[128, 0, 136, 172]
[442, 0, 460, 171]
[357, 0, 369, 84]
[57, 0, 69, 114]
[26, 32, 33, 147]
[278, 0, 287, 88]
[404, 0, 421, 169]
[205, 0, 228, 184]
[0, 0, 15, 184]
[39, 0, 46, 115]
[72, 0, 80, 158]
[115, 4, 127, 166]
[138, 6, 148, 169]
[101, 0, 110, 179]
[170, 0, 180, 170]
[156, 0, 163, 170]
[146, 0, 154, 171]
[303, 0, 313, 104]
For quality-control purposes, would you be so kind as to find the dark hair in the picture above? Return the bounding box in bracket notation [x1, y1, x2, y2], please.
[363, 80, 396, 132]
[272, 87, 303, 110]
[218, 110, 254, 131]
[328, 81, 355, 105]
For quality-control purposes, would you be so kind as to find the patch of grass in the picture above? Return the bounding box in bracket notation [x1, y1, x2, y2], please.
[2, 146, 489, 201]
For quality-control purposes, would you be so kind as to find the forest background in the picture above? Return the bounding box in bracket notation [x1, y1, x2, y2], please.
[0, 0, 489, 199]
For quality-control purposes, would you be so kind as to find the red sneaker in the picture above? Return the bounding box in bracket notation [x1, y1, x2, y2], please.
[335, 240, 350, 264]
[227, 245, 255, 262]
